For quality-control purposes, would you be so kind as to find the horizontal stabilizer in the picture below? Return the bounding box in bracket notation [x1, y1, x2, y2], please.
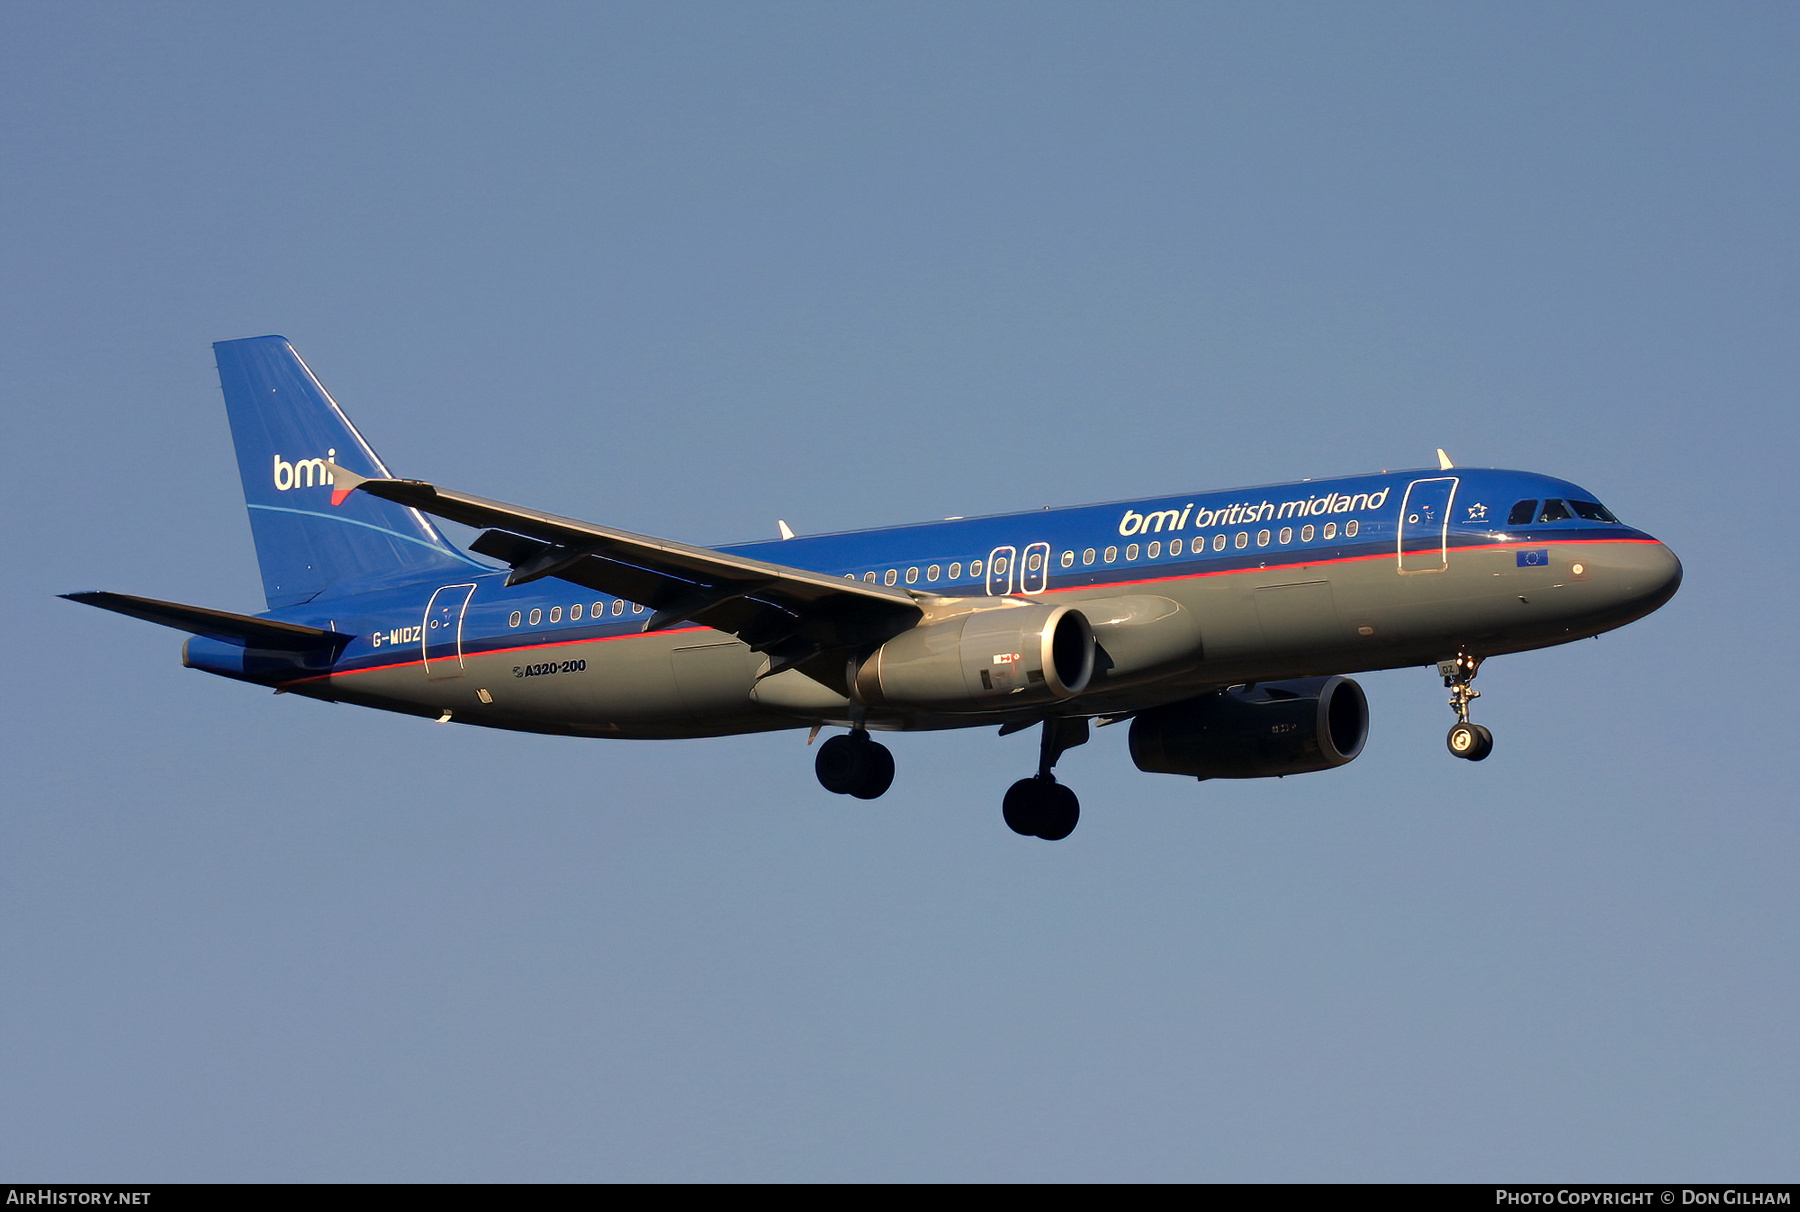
[63, 591, 350, 650]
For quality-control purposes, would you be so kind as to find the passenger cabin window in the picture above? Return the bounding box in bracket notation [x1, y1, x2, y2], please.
[1170, 538, 1183, 556]
[905, 567, 918, 583]
[1028, 552, 1042, 571]
[509, 611, 522, 628]
[1280, 527, 1293, 544]
[570, 604, 582, 620]
[549, 606, 562, 623]
[1301, 525, 1315, 541]
[594, 602, 605, 617]
[1083, 548, 1096, 565]
[928, 564, 941, 581]
[1147, 541, 1161, 559]
[1256, 530, 1270, 547]
[864, 572, 877, 583]
[949, 562, 962, 579]
[529, 608, 542, 626]
[1538, 499, 1572, 523]
[1508, 500, 1538, 527]
[1569, 500, 1619, 523]
[1235, 532, 1248, 549]
[884, 569, 897, 586]
[1060, 550, 1074, 568]
[1322, 523, 1336, 540]
[1103, 546, 1117, 563]
[613, 599, 625, 616]
[1212, 534, 1226, 552]
[1126, 544, 1140, 560]
[970, 560, 983, 578]
[1346, 520, 1359, 537]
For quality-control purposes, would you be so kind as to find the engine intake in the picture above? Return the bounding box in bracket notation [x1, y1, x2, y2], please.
[1128, 676, 1368, 779]
[852, 603, 1094, 709]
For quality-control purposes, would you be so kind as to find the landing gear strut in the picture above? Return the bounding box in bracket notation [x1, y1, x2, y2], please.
[815, 728, 895, 799]
[1439, 653, 1494, 761]
[1003, 718, 1089, 840]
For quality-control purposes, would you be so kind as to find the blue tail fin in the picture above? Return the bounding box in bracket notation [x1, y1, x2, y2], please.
[215, 336, 481, 609]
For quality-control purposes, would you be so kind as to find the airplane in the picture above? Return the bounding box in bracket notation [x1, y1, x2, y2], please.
[66, 336, 1683, 841]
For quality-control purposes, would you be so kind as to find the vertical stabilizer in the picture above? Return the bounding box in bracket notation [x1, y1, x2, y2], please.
[215, 336, 479, 609]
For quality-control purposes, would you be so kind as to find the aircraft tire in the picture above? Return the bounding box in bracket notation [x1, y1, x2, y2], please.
[1447, 722, 1494, 761]
[1003, 777, 1079, 840]
[1036, 782, 1080, 841]
[1003, 778, 1047, 836]
[849, 741, 895, 800]
[816, 734, 868, 794]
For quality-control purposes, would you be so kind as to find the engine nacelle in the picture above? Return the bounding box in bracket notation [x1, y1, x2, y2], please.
[852, 603, 1095, 709]
[1128, 676, 1369, 779]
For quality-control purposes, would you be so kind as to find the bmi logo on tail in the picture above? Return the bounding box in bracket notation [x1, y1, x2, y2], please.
[272, 450, 338, 491]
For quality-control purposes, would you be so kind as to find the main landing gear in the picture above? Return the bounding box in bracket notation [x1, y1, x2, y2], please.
[815, 727, 895, 800]
[1440, 653, 1494, 761]
[1003, 718, 1089, 841]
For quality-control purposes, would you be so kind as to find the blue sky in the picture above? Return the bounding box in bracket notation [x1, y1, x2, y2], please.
[2, 2, 1795, 1180]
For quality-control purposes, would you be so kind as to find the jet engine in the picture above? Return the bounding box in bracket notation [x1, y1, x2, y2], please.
[1128, 676, 1369, 779]
[851, 603, 1094, 709]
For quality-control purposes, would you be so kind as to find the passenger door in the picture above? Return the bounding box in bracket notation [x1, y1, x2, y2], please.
[1397, 477, 1458, 573]
[422, 583, 477, 678]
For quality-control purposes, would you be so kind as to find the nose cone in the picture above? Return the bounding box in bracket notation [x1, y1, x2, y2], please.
[1642, 541, 1683, 608]
[1605, 539, 1682, 623]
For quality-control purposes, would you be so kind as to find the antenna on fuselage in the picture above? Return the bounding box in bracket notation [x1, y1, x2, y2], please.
[1436, 449, 1455, 470]
[778, 520, 796, 540]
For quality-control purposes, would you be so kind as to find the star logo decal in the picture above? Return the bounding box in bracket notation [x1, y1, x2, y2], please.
[1466, 502, 1489, 521]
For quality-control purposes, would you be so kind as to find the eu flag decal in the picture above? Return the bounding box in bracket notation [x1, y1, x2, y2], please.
[1516, 549, 1550, 568]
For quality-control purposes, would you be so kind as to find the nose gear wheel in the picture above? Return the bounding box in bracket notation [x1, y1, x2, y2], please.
[1447, 721, 1494, 761]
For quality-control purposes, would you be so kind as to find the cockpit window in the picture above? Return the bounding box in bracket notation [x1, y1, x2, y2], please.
[1568, 499, 1619, 523]
[1507, 500, 1537, 527]
[1537, 499, 1572, 523]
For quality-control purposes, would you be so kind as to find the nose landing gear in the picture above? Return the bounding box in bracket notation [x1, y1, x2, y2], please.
[815, 728, 895, 799]
[1003, 718, 1089, 840]
[1440, 654, 1493, 761]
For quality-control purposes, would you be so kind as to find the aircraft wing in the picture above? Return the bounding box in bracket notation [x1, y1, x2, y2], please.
[328, 465, 922, 673]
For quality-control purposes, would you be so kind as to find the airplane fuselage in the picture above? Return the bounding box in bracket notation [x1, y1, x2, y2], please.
[184, 466, 1681, 740]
